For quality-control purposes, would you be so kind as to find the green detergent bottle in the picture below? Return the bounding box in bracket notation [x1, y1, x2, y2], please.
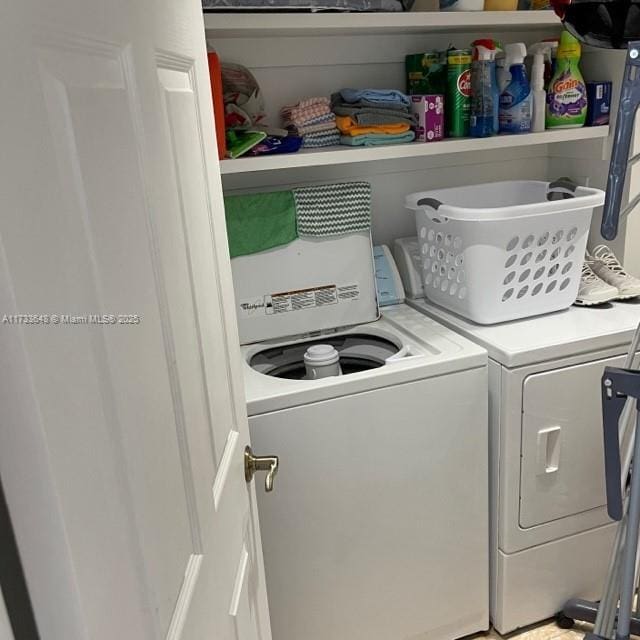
[546, 30, 587, 128]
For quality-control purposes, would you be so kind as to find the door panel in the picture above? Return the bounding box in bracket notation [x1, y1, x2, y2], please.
[39, 39, 197, 634]
[155, 57, 237, 472]
[0, 3, 270, 640]
[520, 355, 625, 528]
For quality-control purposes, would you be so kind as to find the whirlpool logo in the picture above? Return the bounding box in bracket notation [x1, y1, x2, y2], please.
[240, 299, 266, 313]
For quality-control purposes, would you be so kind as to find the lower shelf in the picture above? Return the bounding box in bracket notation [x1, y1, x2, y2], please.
[219, 126, 609, 175]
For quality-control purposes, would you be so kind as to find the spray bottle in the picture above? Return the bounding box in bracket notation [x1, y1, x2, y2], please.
[530, 42, 554, 87]
[496, 49, 511, 94]
[490, 41, 502, 133]
[529, 43, 552, 132]
[530, 52, 546, 132]
[499, 43, 532, 134]
[470, 39, 498, 137]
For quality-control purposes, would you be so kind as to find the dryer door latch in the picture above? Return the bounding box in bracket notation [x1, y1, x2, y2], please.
[536, 426, 562, 476]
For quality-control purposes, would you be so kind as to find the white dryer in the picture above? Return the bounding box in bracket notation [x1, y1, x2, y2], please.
[230, 227, 489, 640]
[407, 295, 640, 634]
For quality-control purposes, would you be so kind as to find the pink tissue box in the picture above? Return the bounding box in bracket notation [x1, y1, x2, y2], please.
[411, 95, 444, 143]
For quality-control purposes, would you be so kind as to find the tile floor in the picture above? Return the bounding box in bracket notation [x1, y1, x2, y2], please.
[474, 619, 594, 640]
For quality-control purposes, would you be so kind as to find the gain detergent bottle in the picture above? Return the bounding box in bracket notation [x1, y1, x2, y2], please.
[546, 30, 587, 128]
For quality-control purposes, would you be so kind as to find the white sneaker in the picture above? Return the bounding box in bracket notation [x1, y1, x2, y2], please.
[574, 261, 619, 306]
[590, 244, 640, 300]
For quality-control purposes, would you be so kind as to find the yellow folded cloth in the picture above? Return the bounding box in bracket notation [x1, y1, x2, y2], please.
[335, 115, 411, 136]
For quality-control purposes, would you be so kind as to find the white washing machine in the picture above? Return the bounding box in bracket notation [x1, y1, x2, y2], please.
[406, 293, 640, 634]
[230, 227, 489, 640]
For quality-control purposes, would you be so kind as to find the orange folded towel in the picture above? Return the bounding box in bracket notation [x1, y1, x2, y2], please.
[335, 115, 411, 136]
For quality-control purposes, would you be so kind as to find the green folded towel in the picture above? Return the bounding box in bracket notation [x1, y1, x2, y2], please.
[224, 190, 298, 258]
[226, 130, 267, 159]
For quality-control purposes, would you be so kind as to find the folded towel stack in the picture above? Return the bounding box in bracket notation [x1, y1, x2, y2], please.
[332, 89, 416, 147]
[281, 97, 340, 149]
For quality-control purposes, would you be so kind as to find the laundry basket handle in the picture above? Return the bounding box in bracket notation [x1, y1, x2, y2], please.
[547, 177, 578, 201]
[416, 197, 448, 223]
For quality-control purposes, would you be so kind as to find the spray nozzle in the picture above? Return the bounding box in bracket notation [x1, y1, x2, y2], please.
[472, 39, 497, 61]
[504, 42, 527, 65]
[529, 42, 553, 62]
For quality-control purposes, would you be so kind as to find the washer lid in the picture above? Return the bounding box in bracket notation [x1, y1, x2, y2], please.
[241, 304, 488, 416]
[231, 232, 379, 345]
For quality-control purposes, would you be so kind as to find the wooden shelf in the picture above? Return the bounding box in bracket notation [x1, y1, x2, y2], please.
[219, 126, 609, 174]
[204, 10, 561, 37]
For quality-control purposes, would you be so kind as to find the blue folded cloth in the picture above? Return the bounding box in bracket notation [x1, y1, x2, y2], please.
[340, 131, 416, 146]
[249, 135, 303, 156]
[339, 88, 411, 108]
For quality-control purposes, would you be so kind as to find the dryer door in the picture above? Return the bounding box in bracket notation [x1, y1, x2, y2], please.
[519, 354, 626, 529]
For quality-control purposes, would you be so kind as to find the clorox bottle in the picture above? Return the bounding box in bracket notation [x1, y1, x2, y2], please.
[499, 43, 532, 134]
[546, 30, 587, 129]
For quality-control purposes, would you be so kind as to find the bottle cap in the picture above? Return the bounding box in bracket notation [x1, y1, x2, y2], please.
[504, 42, 527, 65]
[303, 344, 341, 380]
[304, 344, 340, 366]
[472, 39, 496, 61]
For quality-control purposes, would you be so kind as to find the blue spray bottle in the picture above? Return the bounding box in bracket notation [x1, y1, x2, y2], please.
[470, 39, 498, 137]
[499, 43, 532, 134]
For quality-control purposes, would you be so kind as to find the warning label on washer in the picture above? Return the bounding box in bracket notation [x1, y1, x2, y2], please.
[238, 283, 360, 318]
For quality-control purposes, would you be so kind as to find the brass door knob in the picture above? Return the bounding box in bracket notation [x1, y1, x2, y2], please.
[244, 446, 279, 492]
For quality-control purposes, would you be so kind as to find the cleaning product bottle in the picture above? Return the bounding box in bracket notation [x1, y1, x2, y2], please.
[470, 39, 498, 137]
[496, 50, 511, 94]
[446, 48, 473, 138]
[546, 30, 587, 129]
[499, 43, 532, 134]
[531, 50, 546, 132]
[491, 40, 503, 133]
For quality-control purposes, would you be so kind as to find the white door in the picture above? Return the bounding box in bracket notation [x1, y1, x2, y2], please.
[0, 3, 272, 640]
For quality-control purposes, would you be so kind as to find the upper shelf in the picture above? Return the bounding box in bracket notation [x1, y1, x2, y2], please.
[219, 126, 609, 175]
[203, 10, 561, 37]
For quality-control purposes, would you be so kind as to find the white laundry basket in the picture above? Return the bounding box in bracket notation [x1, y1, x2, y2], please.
[406, 180, 605, 324]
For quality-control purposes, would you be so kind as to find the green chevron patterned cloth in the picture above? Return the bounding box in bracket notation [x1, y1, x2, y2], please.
[293, 182, 371, 237]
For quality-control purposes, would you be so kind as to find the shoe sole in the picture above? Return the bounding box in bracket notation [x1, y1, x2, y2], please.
[575, 289, 619, 306]
[574, 299, 614, 306]
[616, 293, 640, 300]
